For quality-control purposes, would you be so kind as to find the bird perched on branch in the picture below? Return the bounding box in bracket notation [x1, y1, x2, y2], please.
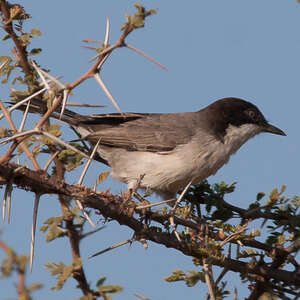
[26, 97, 286, 199]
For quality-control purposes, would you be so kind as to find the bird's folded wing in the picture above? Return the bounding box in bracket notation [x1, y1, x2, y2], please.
[80, 112, 198, 152]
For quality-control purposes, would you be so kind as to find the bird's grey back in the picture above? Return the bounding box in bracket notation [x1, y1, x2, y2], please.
[81, 111, 214, 152]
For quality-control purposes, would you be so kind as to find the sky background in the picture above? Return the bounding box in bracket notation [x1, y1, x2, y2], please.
[0, 1, 299, 299]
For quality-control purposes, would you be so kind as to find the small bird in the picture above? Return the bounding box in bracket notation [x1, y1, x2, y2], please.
[29, 97, 286, 199]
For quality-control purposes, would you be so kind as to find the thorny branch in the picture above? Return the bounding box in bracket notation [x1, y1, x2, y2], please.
[0, 2, 161, 298]
[0, 239, 33, 300]
[0, 1, 299, 299]
[0, 161, 299, 288]
[54, 156, 96, 298]
[0, 1, 32, 76]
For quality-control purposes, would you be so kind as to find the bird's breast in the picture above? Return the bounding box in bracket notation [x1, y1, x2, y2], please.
[101, 123, 261, 196]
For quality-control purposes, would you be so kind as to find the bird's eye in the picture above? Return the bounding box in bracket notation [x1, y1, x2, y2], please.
[246, 110, 257, 120]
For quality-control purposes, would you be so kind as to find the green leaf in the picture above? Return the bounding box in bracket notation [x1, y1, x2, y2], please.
[0, 56, 12, 63]
[277, 234, 285, 245]
[98, 285, 123, 294]
[121, 3, 157, 31]
[164, 269, 185, 282]
[46, 224, 65, 242]
[30, 28, 42, 37]
[96, 277, 107, 287]
[256, 192, 265, 201]
[45, 260, 81, 290]
[184, 270, 205, 287]
[47, 123, 62, 137]
[28, 283, 43, 292]
[29, 48, 42, 56]
[280, 185, 286, 194]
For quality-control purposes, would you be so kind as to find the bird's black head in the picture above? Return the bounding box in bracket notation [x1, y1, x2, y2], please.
[203, 97, 286, 140]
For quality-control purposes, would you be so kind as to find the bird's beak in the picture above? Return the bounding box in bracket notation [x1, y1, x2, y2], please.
[262, 123, 286, 136]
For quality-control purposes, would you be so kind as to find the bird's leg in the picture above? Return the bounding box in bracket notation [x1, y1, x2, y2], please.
[120, 174, 146, 216]
[123, 174, 146, 202]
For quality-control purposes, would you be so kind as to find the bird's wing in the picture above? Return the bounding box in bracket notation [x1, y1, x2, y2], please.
[79, 112, 199, 152]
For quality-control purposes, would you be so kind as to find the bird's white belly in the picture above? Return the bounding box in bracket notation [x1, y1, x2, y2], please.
[100, 124, 260, 195]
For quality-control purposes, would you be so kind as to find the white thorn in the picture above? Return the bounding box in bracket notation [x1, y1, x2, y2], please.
[30, 194, 41, 272]
[78, 139, 101, 185]
[94, 73, 123, 115]
[0, 87, 47, 121]
[59, 89, 69, 120]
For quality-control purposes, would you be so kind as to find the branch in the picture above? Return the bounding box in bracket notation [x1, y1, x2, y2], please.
[0, 161, 299, 287]
[0, 1, 33, 76]
[0, 239, 32, 300]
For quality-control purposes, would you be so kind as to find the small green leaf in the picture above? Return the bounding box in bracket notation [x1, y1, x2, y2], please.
[96, 277, 107, 287]
[28, 283, 43, 292]
[98, 285, 123, 294]
[277, 234, 285, 245]
[164, 269, 185, 282]
[29, 48, 42, 56]
[256, 192, 265, 201]
[30, 28, 42, 37]
[280, 185, 286, 194]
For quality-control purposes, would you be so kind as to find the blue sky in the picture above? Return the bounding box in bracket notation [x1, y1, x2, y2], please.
[0, 1, 299, 299]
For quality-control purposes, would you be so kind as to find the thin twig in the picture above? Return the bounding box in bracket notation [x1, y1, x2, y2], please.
[168, 181, 193, 242]
[169, 216, 181, 242]
[0, 129, 40, 145]
[203, 228, 216, 300]
[75, 140, 101, 228]
[43, 150, 60, 171]
[1, 129, 90, 160]
[80, 226, 105, 240]
[30, 193, 41, 272]
[171, 180, 193, 213]
[75, 199, 96, 229]
[0, 101, 40, 170]
[39, 68, 65, 89]
[220, 221, 250, 247]
[134, 293, 150, 300]
[41, 131, 90, 159]
[70, 24, 135, 90]
[35, 95, 62, 130]
[126, 44, 168, 71]
[0, 0, 32, 75]
[89, 238, 135, 258]
[135, 198, 176, 210]
[0, 100, 19, 132]
[215, 244, 231, 286]
[88, 42, 120, 63]
[66, 102, 104, 108]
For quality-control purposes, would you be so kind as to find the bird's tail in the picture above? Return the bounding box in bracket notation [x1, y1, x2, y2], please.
[11, 97, 92, 127]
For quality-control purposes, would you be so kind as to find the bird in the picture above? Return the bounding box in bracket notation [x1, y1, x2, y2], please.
[26, 97, 286, 200]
